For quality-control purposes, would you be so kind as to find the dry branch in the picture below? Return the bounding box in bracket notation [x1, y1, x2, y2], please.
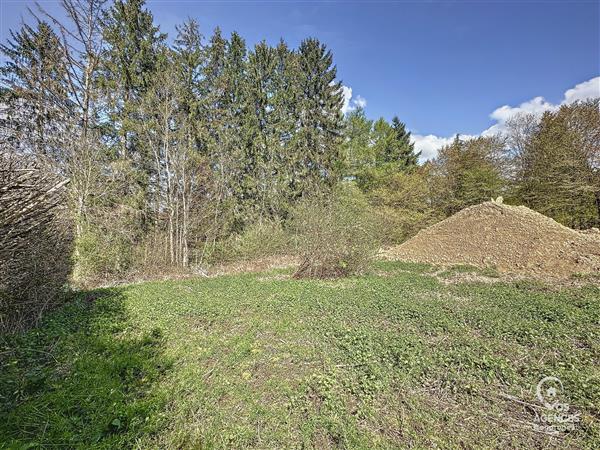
[0, 150, 73, 333]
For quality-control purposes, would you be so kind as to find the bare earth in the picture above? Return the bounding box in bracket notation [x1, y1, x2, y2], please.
[384, 201, 600, 279]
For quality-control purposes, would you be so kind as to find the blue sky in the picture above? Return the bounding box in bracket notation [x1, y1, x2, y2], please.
[1, 0, 599, 158]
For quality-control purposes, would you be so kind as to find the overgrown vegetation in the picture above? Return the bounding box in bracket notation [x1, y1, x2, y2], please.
[0, 1, 598, 448]
[210, 219, 290, 264]
[1, 0, 347, 287]
[342, 102, 599, 244]
[1, 264, 598, 448]
[291, 185, 379, 278]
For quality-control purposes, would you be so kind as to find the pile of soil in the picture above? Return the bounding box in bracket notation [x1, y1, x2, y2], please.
[385, 201, 600, 278]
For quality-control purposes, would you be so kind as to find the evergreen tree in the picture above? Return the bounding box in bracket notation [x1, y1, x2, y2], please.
[201, 28, 227, 159]
[271, 39, 300, 212]
[391, 116, 420, 168]
[0, 21, 69, 159]
[173, 18, 204, 138]
[244, 41, 278, 221]
[371, 116, 419, 169]
[101, 0, 166, 158]
[200, 28, 252, 231]
[292, 38, 344, 195]
[99, 0, 166, 225]
[272, 39, 298, 148]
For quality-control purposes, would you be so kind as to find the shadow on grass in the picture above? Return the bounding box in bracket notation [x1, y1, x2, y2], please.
[0, 288, 171, 448]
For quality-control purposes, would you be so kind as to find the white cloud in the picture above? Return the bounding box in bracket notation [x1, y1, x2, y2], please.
[482, 76, 600, 136]
[354, 95, 367, 109]
[489, 96, 557, 123]
[481, 96, 558, 136]
[341, 85, 367, 114]
[341, 85, 353, 115]
[412, 76, 600, 161]
[411, 134, 455, 162]
[411, 133, 477, 163]
[563, 77, 600, 104]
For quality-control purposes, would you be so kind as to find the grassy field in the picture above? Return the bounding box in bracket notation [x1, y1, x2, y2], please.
[1, 261, 599, 448]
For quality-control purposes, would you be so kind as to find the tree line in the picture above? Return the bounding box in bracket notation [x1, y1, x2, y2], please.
[1, 0, 351, 281]
[429, 101, 600, 229]
[342, 101, 599, 243]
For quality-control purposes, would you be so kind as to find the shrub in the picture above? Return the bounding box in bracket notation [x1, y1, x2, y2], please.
[373, 206, 439, 245]
[362, 168, 440, 244]
[291, 184, 380, 278]
[0, 152, 73, 332]
[210, 219, 290, 264]
[73, 225, 135, 284]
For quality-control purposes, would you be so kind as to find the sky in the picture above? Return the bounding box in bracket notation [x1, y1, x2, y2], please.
[1, 0, 599, 160]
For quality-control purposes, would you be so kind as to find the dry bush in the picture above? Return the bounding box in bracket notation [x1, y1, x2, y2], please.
[0, 152, 73, 332]
[291, 185, 380, 279]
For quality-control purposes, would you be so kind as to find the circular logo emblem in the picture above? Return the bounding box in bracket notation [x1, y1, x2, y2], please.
[536, 376, 563, 410]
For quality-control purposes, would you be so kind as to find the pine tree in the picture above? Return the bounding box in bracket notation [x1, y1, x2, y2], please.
[292, 38, 344, 195]
[199, 28, 241, 232]
[173, 17, 204, 136]
[391, 116, 420, 168]
[201, 28, 227, 154]
[101, 0, 166, 158]
[271, 40, 300, 214]
[0, 21, 69, 159]
[99, 0, 166, 238]
[224, 31, 250, 217]
[371, 116, 419, 169]
[246, 41, 284, 220]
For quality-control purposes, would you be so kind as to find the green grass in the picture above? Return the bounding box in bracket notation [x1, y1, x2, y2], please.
[1, 261, 599, 448]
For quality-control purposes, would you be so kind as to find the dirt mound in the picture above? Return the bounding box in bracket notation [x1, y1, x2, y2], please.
[385, 201, 600, 278]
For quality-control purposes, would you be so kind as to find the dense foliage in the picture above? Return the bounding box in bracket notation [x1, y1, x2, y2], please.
[1, 0, 346, 283]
